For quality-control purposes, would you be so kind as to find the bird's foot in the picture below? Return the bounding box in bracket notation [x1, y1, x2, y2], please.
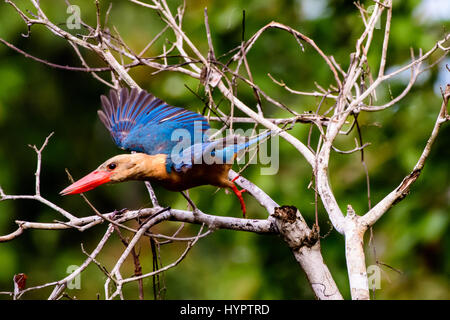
[231, 175, 240, 183]
[230, 184, 247, 218]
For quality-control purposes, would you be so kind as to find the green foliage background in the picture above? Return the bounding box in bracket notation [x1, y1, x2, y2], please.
[0, 0, 448, 299]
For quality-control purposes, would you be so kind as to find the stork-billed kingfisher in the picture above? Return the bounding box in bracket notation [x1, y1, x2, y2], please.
[60, 88, 270, 216]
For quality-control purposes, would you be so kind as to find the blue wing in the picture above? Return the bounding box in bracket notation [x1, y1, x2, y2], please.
[98, 88, 210, 155]
[167, 131, 272, 173]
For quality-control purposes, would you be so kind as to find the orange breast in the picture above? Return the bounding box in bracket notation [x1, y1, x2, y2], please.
[136, 153, 234, 191]
[155, 163, 233, 191]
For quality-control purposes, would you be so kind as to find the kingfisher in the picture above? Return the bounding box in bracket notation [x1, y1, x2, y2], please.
[60, 87, 270, 216]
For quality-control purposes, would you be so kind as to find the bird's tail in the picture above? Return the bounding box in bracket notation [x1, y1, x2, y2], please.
[214, 130, 272, 163]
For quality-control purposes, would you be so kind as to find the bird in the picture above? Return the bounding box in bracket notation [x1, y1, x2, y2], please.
[60, 87, 271, 217]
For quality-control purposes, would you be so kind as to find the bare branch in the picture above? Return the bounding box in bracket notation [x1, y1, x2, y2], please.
[361, 84, 450, 227]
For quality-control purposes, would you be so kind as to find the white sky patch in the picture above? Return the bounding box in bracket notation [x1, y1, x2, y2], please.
[434, 58, 450, 95]
[413, 0, 450, 24]
[384, 58, 449, 97]
[385, 63, 431, 85]
[297, 0, 330, 21]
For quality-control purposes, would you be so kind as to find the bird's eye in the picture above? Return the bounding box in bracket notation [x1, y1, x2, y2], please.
[107, 163, 117, 170]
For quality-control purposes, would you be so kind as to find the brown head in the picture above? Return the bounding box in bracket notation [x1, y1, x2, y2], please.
[60, 153, 167, 195]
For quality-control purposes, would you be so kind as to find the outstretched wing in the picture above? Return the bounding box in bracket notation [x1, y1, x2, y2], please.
[98, 88, 210, 155]
[167, 131, 272, 173]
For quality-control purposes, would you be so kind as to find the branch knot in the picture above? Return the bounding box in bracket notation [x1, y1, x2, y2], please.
[273, 206, 319, 250]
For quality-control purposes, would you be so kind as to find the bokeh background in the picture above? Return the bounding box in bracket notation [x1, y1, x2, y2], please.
[0, 0, 448, 299]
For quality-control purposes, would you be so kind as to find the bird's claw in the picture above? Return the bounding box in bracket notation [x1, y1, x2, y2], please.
[231, 175, 240, 183]
[230, 184, 247, 218]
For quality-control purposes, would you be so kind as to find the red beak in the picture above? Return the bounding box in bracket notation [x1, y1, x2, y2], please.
[60, 170, 111, 195]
